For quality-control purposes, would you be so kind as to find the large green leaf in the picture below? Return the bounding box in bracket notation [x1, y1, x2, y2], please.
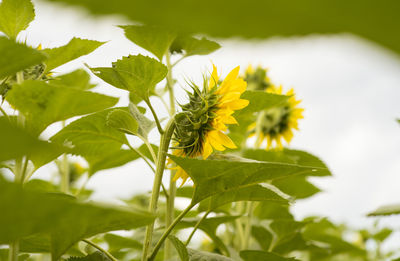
[51, 69, 96, 90]
[40, 0, 400, 55]
[168, 235, 189, 261]
[187, 249, 233, 261]
[89, 55, 167, 102]
[120, 25, 176, 60]
[368, 204, 400, 216]
[168, 155, 327, 204]
[0, 0, 34, 39]
[87, 149, 140, 176]
[240, 250, 299, 261]
[51, 108, 128, 158]
[0, 117, 61, 162]
[0, 179, 155, 260]
[0, 37, 47, 79]
[170, 35, 220, 57]
[65, 251, 111, 261]
[251, 226, 273, 251]
[42, 38, 105, 73]
[106, 109, 139, 135]
[6, 80, 118, 135]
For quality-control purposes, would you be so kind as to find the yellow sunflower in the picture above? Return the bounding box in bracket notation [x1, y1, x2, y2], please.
[171, 65, 249, 184]
[244, 65, 272, 91]
[249, 85, 304, 149]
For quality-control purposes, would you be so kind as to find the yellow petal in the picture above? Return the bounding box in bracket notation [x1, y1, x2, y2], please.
[202, 140, 214, 159]
[223, 99, 249, 110]
[215, 131, 237, 149]
[207, 131, 226, 151]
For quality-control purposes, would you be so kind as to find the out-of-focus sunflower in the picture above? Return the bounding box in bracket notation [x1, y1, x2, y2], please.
[171, 65, 249, 184]
[246, 67, 304, 149]
[244, 65, 273, 91]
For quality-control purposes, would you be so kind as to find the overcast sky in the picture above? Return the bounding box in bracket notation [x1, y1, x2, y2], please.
[8, 0, 400, 244]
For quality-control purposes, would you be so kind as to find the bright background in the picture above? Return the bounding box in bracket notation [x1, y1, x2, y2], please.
[7, 0, 400, 247]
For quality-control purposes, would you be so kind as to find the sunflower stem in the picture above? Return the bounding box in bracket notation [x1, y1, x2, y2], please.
[185, 210, 211, 246]
[149, 203, 195, 261]
[166, 51, 176, 115]
[82, 239, 118, 261]
[142, 118, 175, 261]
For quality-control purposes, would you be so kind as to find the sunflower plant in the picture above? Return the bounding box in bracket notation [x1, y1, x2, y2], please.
[0, 0, 398, 261]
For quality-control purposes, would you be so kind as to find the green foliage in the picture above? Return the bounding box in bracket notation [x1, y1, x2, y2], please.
[106, 109, 139, 135]
[42, 38, 105, 73]
[128, 102, 156, 139]
[170, 35, 221, 57]
[0, 0, 34, 39]
[6, 80, 118, 135]
[66, 251, 112, 261]
[0, 117, 61, 162]
[368, 203, 400, 216]
[40, 0, 400, 55]
[188, 249, 233, 261]
[0, 37, 47, 79]
[169, 154, 327, 204]
[240, 250, 299, 261]
[52, 69, 96, 90]
[87, 149, 140, 176]
[120, 25, 176, 61]
[89, 55, 167, 102]
[168, 235, 189, 261]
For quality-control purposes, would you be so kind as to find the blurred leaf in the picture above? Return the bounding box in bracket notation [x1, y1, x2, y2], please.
[368, 203, 400, 216]
[251, 226, 273, 251]
[240, 250, 299, 261]
[170, 35, 220, 56]
[0, 0, 34, 39]
[0, 37, 47, 78]
[272, 175, 321, 199]
[0, 178, 155, 260]
[6, 80, 118, 135]
[188, 249, 233, 261]
[89, 55, 167, 102]
[65, 251, 111, 261]
[51, 108, 128, 158]
[372, 228, 392, 242]
[270, 220, 307, 249]
[169, 155, 327, 204]
[168, 235, 189, 261]
[207, 184, 288, 210]
[43, 38, 105, 73]
[87, 149, 140, 176]
[20, 234, 51, 253]
[120, 25, 176, 60]
[0, 117, 62, 161]
[254, 202, 293, 220]
[0, 249, 30, 261]
[51, 69, 96, 90]
[107, 109, 139, 135]
[40, 0, 400, 55]
[129, 102, 156, 139]
[104, 233, 142, 252]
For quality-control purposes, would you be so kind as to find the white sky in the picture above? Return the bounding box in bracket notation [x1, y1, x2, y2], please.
[6, 0, 400, 246]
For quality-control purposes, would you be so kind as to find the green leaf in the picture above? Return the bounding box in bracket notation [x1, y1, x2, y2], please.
[170, 35, 220, 57]
[19, 234, 51, 253]
[368, 204, 400, 216]
[168, 155, 327, 204]
[0, 0, 34, 39]
[0, 117, 62, 162]
[87, 149, 140, 176]
[254, 202, 293, 220]
[207, 184, 288, 211]
[187, 249, 233, 261]
[128, 102, 156, 139]
[168, 235, 189, 261]
[43, 38, 105, 73]
[107, 109, 139, 135]
[240, 250, 299, 261]
[65, 251, 111, 261]
[251, 226, 273, 251]
[52, 69, 96, 90]
[0, 249, 30, 261]
[103, 233, 142, 252]
[120, 25, 176, 60]
[38, 0, 400, 56]
[6, 80, 118, 135]
[89, 55, 167, 102]
[0, 178, 155, 260]
[272, 176, 321, 199]
[51, 108, 128, 158]
[0, 37, 47, 79]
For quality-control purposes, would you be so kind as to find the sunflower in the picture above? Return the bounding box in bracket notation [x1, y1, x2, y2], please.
[249, 85, 304, 149]
[171, 65, 249, 184]
[244, 65, 273, 91]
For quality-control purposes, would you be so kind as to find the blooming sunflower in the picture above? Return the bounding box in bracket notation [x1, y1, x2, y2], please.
[244, 65, 273, 91]
[249, 85, 304, 149]
[171, 65, 249, 184]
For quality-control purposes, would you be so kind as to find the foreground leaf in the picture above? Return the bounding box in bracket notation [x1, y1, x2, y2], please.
[0, 0, 34, 39]
[43, 38, 105, 73]
[6, 80, 118, 135]
[40, 0, 400, 55]
[65, 251, 111, 261]
[0, 179, 155, 259]
[168, 235, 189, 261]
[120, 25, 176, 60]
[368, 204, 400, 216]
[52, 69, 96, 90]
[87, 149, 140, 176]
[240, 250, 298, 261]
[0, 37, 47, 79]
[188, 249, 232, 261]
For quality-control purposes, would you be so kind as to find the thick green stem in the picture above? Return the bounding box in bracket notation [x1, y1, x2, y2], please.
[149, 203, 195, 261]
[8, 242, 19, 261]
[164, 171, 176, 259]
[82, 239, 118, 261]
[186, 210, 211, 246]
[165, 52, 175, 115]
[141, 118, 176, 261]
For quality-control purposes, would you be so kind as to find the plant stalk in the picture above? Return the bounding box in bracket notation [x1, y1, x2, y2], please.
[82, 239, 118, 261]
[141, 118, 175, 261]
[185, 210, 211, 246]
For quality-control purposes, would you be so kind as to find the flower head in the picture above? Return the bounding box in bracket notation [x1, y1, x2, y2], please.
[171, 65, 249, 184]
[244, 65, 273, 91]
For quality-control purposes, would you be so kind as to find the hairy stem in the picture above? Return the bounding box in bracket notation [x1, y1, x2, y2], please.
[149, 203, 195, 261]
[186, 210, 211, 246]
[142, 118, 175, 261]
[82, 239, 118, 261]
